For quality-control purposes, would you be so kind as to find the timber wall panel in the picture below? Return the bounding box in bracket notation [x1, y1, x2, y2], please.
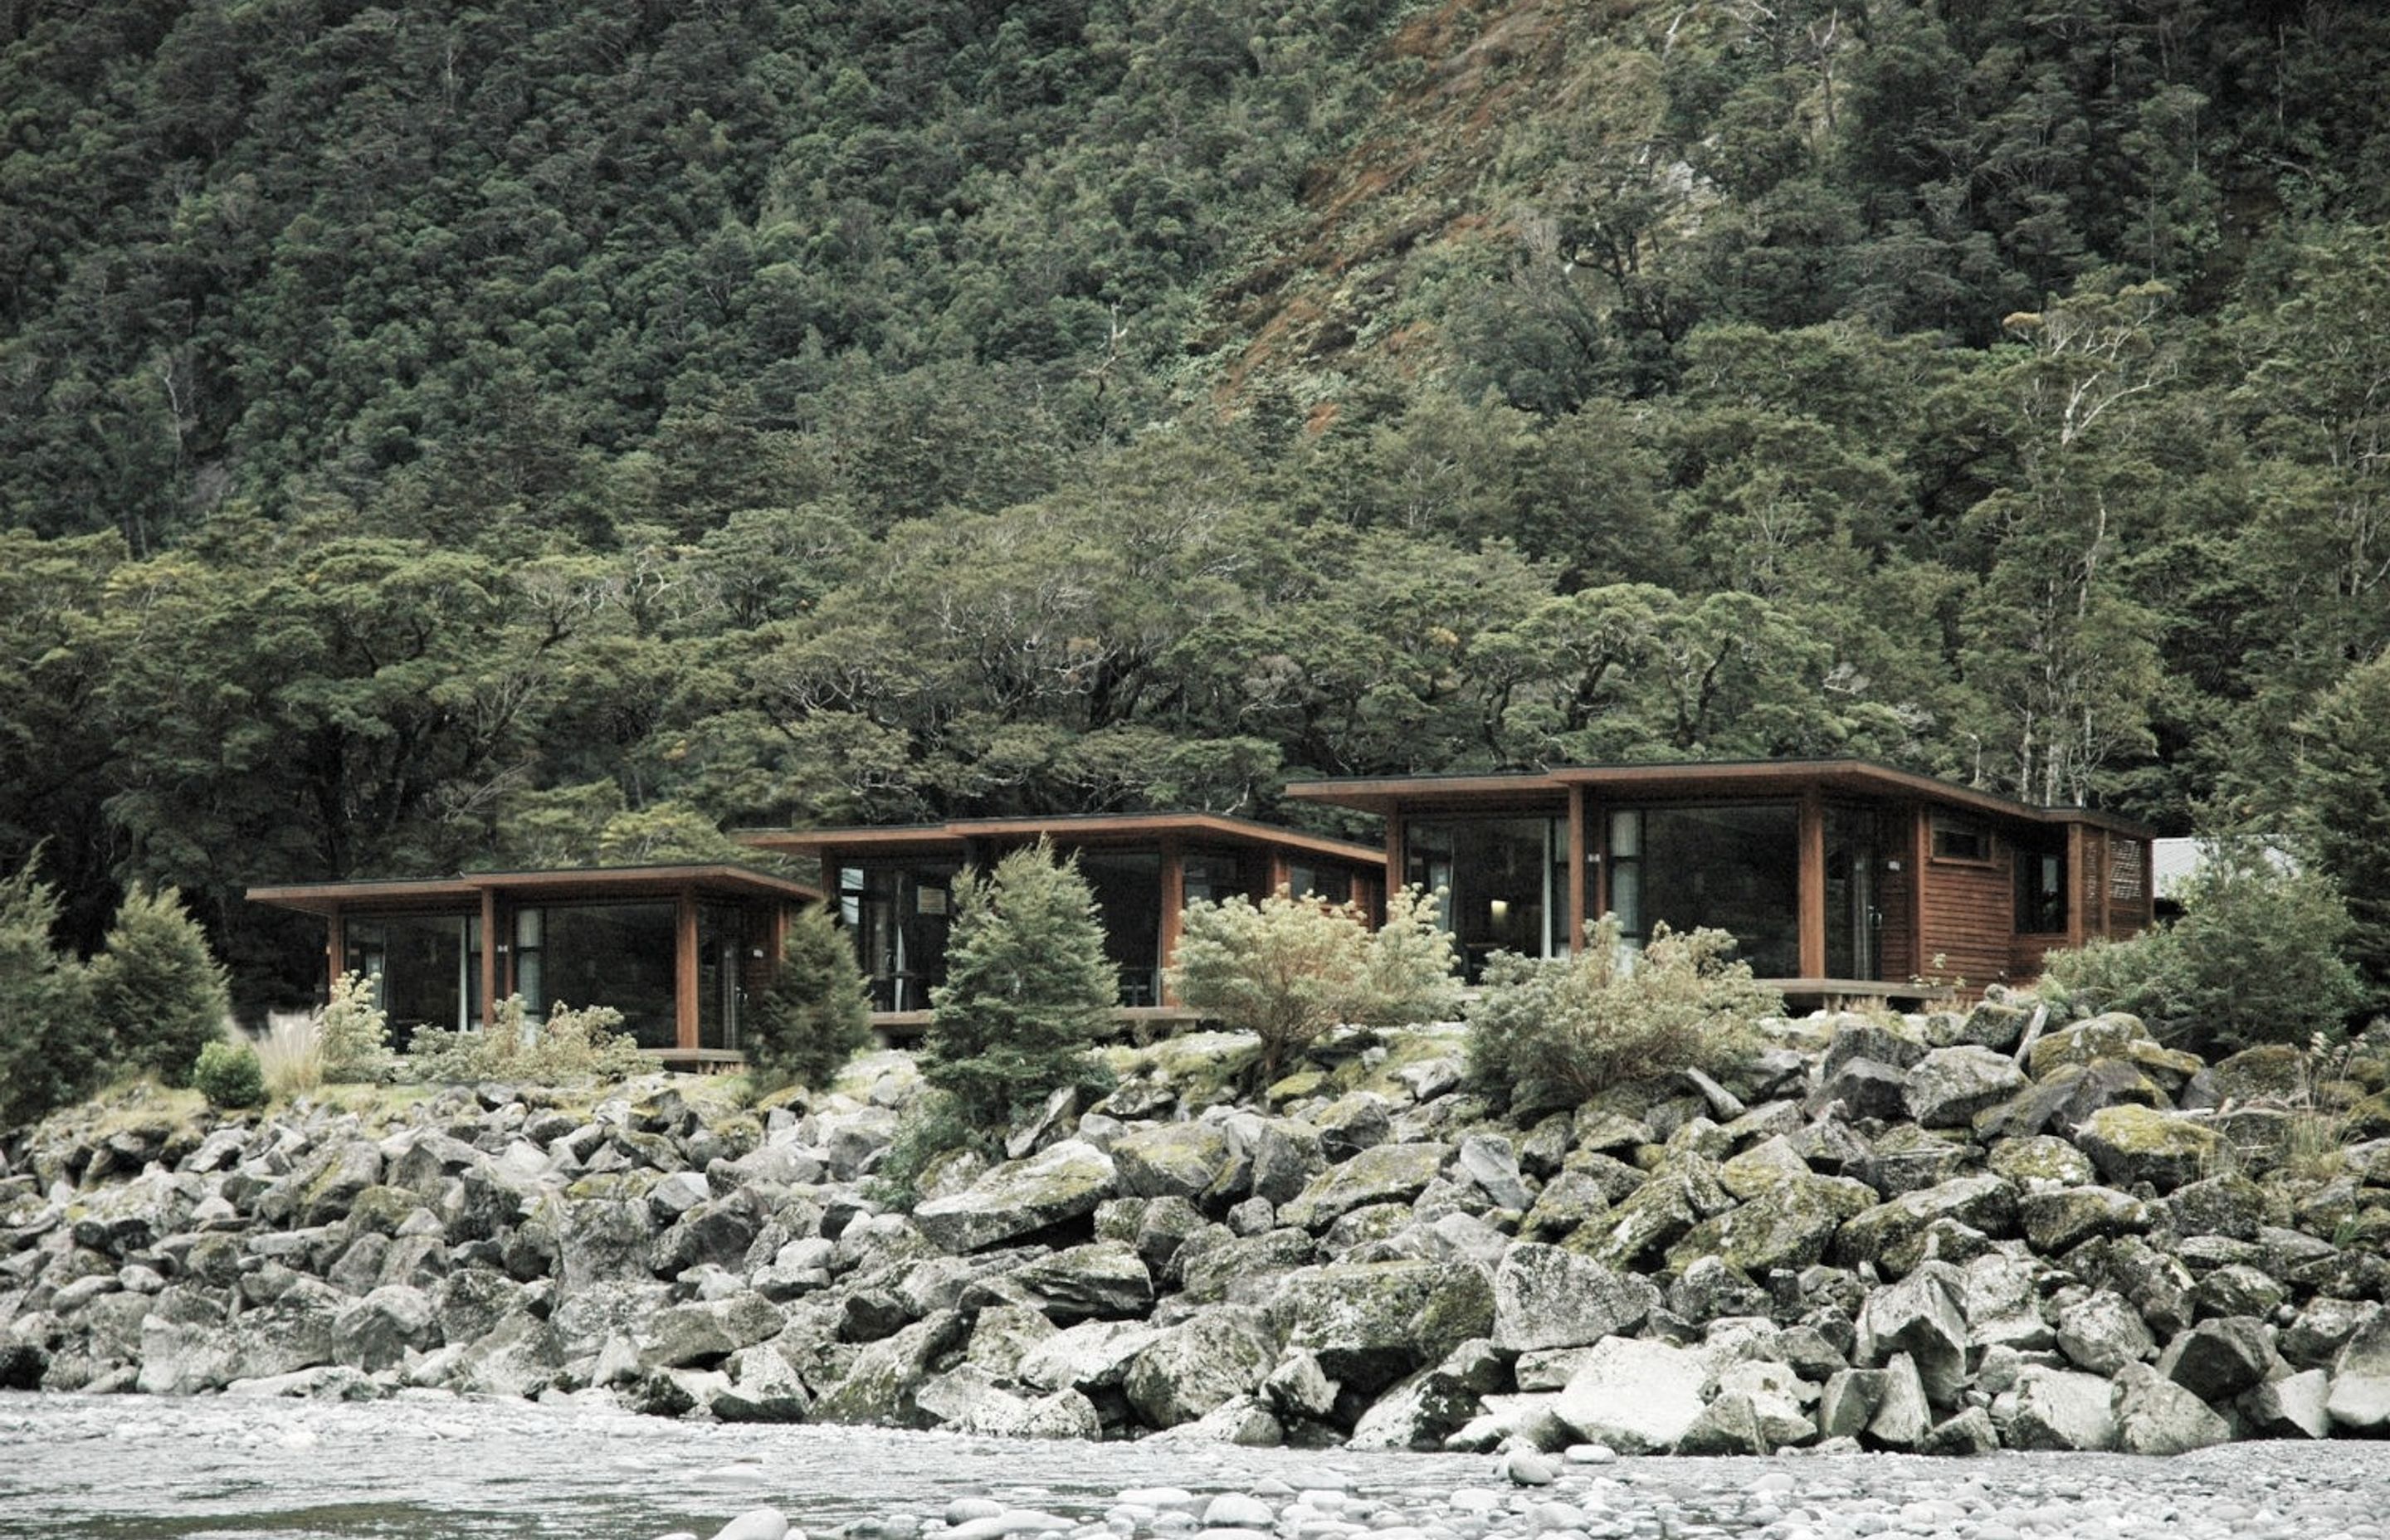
[1878, 857, 1917, 982]
[1919, 846, 2016, 988]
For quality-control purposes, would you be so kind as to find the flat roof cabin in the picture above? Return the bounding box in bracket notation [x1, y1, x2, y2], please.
[248, 865, 818, 1070]
[1284, 758, 2156, 1004]
[738, 811, 1387, 1023]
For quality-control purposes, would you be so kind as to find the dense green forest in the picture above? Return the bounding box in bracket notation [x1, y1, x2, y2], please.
[6, 0, 2390, 1011]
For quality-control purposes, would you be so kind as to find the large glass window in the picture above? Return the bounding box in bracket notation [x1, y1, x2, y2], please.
[837, 862, 959, 1013]
[1080, 850, 1163, 1006]
[2017, 831, 2069, 933]
[1406, 816, 1568, 980]
[1608, 805, 1799, 977]
[524, 902, 678, 1049]
[1285, 861, 1353, 904]
[344, 913, 478, 1049]
[1824, 805, 1890, 980]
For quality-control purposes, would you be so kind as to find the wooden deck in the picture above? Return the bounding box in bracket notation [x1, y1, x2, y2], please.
[869, 1006, 1209, 1044]
[1763, 977, 1958, 1011]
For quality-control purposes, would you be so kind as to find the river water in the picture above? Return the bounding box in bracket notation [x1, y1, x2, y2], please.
[4, 1391, 2388, 1540]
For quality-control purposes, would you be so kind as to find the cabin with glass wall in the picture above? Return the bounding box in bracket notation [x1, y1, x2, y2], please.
[248, 865, 818, 1069]
[1284, 759, 2154, 1002]
[739, 813, 1386, 1022]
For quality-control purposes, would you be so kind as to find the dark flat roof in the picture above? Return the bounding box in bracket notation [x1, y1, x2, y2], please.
[739, 811, 1384, 866]
[248, 863, 821, 916]
[1283, 758, 2154, 836]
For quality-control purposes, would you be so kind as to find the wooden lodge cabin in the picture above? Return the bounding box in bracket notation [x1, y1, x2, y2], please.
[1283, 758, 2156, 1005]
[737, 812, 1388, 1026]
[248, 865, 819, 1071]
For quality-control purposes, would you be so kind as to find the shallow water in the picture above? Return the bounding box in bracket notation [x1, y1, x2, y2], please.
[4, 1391, 2388, 1540]
[0, 1391, 1490, 1539]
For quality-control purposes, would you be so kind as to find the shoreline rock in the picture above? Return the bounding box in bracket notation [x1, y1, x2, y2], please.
[6, 1011, 2389, 1459]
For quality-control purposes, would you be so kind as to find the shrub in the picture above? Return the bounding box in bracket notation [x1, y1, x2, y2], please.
[254, 1009, 324, 1099]
[1168, 884, 1461, 1080]
[1463, 914, 1780, 1117]
[864, 1090, 988, 1211]
[319, 971, 393, 1083]
[90, 884, 232, 1087]
[409, 996, 652, 1084]
[0, 855, 100, 1131]
[2038, 836, 2369, 1056]
[192, 1040, 266, 1109]
[747, 904, 872, 1092]
[923, 841, 1115, 1130]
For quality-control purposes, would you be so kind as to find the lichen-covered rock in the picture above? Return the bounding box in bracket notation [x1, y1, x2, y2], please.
[1832, 1174, 2017, 1270]
[809, 1310, 969, 1427]
[1274, 1258, 1494, 1394]
[1490, 1243, 1656, 1352]
[1571, 1156, 1729, 1270]
[1345, 1339, 1505, 1451]
[1905, 1046, 2030, 1129]
[2283, 1297, 2381, 1370]
[712, 1345, 813, 1423]
[1313, 1094, 1393, 1159]
[1014, 1318, 1164, 1394]
[1108, 1123, 1235, 1202]
[1550, 1338, 1707, 1455]
[2112, 1362, 2231, 1455]
[1173, 1226, 1315, 1304]
[2019, 1185, 2148, 1252]
[1007, 1240, 1153, 1321]
[2160, 1316, 2280, 1402]
[1454, 1134, 1534, 1210]
[1998, 1365, 2119, 1451]
[1275, 1143, 1448, 1231]
[1247, 1119, 1327, 1207]
[1666, 1174, 1875, 1276]
[2164, 1172, 2269, 1242]
[331, 1284, 437, 1373]
[1813, 1058, 1910, 1123]
[2055, 1290, 2153, 1375]
[1120, 1304, 1277, 1427]
[1855, 1262, 1968, 1406]
[1823, 1015, 1929, 1078]
[2325, 1309, 2390, 1432]
[913, 1141, 1117, 1254]
[2027, 1013, 2153, 1079]
[1987, 1135, 2095, 1190]
[2074, 1105, 2218, 1193]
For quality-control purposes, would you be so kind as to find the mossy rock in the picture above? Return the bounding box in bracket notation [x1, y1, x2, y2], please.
[1664, 1174, 1875, 1275]
[2339, 1090, 2390, 1143]
[1718, 1136, 1812, 1199]
[2203, 1045, 2307, 1104]
[2028, 1013, 2153, 1080]
[1275, 1258, 1495, 1394]
[1988, 1135, 2094, 1190]
[2074, 1104, 2219, 1193]
[344, 1184, 430, 1237]
[563, 1170, 661, 1202]
[1276, 1141, 1448, 1231]
[1267, 1070, 1330, 1105]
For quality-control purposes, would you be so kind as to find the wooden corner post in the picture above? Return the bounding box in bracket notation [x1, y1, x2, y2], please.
[1797, 784, 1827, 978]
[676, 887, 700, 1051]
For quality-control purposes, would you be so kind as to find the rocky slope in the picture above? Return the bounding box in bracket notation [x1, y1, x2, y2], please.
[4, 999, 2390, 1457]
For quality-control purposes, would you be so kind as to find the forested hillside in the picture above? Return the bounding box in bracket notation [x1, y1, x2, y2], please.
[6, 0, 2390, 1009]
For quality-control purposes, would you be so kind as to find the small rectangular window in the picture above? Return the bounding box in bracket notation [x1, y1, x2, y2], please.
[1930, 816, 1991, 862]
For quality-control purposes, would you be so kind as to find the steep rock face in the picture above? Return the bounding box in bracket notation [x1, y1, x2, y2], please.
[7, 1007, 2389, 1458]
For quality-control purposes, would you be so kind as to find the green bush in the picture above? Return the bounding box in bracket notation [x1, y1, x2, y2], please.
[1168, 883, 1461, 1080]
[89, 884, 232, 1087]
[923, 841, 1115, 1130]
[0, 854, 100, 1132]
[2039, 836, 2369, 1056]
[410, 996, 652, 1084]
[1464, 914, 1779, 1118]
[864, 1090, 988, 1211]
[192, 1040, 267, 1109]
[318, 970, 393, 1083]
[747, 904, 872, 1091]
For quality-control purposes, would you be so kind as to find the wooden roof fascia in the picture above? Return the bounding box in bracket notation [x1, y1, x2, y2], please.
[247, 864, 819, 917]
[1287, 761, 2157, 839]
[739, 813, 1383, 867]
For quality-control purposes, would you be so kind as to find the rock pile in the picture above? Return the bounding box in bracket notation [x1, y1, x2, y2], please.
[4, 1000, 2390, 1456]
